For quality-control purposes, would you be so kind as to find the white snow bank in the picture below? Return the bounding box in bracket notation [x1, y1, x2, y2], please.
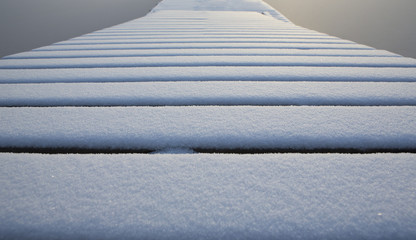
[1, 106, 415, 150]
[1, 66, 415, 83]
[1, 56, 415, 69]
[4, 49, 398, 59]
[1, 153, 415, 239]
[1, 82, 415, 107]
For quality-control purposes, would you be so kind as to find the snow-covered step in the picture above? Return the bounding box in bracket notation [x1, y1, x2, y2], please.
[1, 82, 415, 107]
[71, 35, 339, 40]
[57, 38, 353, 45]
[1, 153, 415, 238]
[2, 56, 416, 69]
[1, 0, 415, 238]
[1, 106, 415, 151]
[152, 0, 286, 18]
[97, 28, 305, 32]
[1, 66, 415, 83]
[102, 25, 297, 29]
[5, 49, 400, 59]
[110, 25, 297, 29]
[86, 32, 328, 37]
[34, 43, 370, 51]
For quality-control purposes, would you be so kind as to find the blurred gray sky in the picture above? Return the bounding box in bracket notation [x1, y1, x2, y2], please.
[0, 0, 161, 57]
[265, 0, 416, 58]
[1, 0, 415, 58]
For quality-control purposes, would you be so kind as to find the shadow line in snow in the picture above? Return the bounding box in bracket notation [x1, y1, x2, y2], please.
[1, 147, 415, 155]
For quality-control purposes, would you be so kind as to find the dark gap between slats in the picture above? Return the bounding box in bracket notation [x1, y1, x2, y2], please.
[1, 147, 415, 154]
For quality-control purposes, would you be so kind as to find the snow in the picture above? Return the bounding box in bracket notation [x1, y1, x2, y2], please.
[1, 106, 415, 151]
[152, 0, 291, 21]
[1, 82, 415, 107]
[57, 38, 353, 44]
[86, 32, 328, 37]
[70, 35, 341, 40]
[1, 0, 416, 238]
[1, 153, 415, 239]
[2, 56, 416, 69]
[1, 66, 416, 84]
[33, 42, 371, 51]
[153, 0, 277, 12]
[4, 49, 399, 59]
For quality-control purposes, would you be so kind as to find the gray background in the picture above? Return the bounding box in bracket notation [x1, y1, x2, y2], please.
[0, 0, 415, 58]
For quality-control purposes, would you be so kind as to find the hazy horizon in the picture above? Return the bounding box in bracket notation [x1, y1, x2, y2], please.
[265, 0, 416, 59]
[1, 0, 415, 58]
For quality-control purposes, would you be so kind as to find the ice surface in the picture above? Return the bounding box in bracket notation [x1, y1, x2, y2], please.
[1, 153, 415, 239]
[1, 106, 415, 151]
[1, 82, 415, 107]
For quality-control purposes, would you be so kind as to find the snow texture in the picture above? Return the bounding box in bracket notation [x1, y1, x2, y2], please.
[1, 0, 416, 238]
[152, 0, 291, 21]
[1, 153, 415, 239]
[1, 106, 415, 151]
[4, 49, 400, 59]
[2, 56, 416, 69]
[1, 66, 416, 84]
[1, 82, 415, 107]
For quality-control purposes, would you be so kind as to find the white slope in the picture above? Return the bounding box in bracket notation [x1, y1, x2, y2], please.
[1, 153, 415, 239]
